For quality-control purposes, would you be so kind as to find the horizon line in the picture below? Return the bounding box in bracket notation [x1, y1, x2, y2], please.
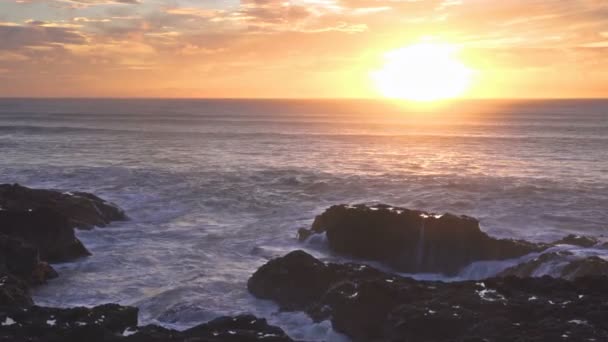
[1, 96, 607, 101]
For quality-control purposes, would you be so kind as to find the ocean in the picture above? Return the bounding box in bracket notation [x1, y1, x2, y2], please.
[1, 98, 607, 340]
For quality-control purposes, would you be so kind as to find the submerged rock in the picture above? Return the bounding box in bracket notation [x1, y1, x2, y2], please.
[0, 183, 126, 230]
[552, 234, 599, 248]
[300, 204, 545, 275]
[249, 250, 608, 341]
[0, 304, 293, 342]
[499, 252, 608, 280]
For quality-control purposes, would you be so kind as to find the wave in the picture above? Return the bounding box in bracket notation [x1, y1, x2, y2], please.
[1, 124, 608, 142]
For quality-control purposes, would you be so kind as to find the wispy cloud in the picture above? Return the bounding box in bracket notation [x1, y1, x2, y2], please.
[0, 0, 607, 97]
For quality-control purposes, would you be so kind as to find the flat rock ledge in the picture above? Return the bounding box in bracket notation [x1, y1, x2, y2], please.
[249, 250, 608, 342]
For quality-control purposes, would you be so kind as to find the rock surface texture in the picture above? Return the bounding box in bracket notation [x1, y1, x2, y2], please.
[0, 183, 126, 230]
[0, 305, 292, 342]
[0, 183, 128, 263]
[299, 204, 546, 275]
[249, 250, 608, 342]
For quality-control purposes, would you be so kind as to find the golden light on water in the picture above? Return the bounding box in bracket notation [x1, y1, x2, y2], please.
[371, 42, 473, 102]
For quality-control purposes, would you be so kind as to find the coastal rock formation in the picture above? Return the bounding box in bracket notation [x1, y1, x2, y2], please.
[499, 251, 608, 280]
[0, 234, 57, 285]
[0, 183, 126, 230]
[0, 184, 292, 341]
[299, 204, 545, 275]
[0, 209, 90, 263]
[0, 184, 128, 264]
[0, 305, 293, 342]
[249, 250, 608, 341]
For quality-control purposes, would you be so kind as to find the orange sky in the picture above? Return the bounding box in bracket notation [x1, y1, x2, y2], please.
[1, 0, 607, 98]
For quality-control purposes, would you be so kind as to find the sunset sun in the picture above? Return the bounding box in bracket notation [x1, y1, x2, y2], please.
[372, 42, 473, 101]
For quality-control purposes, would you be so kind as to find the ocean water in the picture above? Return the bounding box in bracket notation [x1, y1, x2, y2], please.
[1, 98, 607, 340]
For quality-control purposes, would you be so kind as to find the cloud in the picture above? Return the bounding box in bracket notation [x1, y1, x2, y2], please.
[0, 22, 86, 50]
[1, 0, 608, 97]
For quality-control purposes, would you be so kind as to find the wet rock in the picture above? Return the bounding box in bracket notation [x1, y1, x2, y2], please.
[249, 250, 608, 342]
[552, 234, 599, 248]
[561, 256, 608, 279]
[0, 183, 126, 230]
[0, 234, 58, 285]
[180, 314, 293, 342]
[0, 304, 293, 342]
[498, 252, 608, 280]
[0, 304, 138, 341]
[300, 204, 545, 275]
[248, 250, 333, 310]
[0, 273, 33, 308]
[0, 208, 90, 262]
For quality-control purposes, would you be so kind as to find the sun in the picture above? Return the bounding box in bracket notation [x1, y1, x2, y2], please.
[371, 42, 473, 101]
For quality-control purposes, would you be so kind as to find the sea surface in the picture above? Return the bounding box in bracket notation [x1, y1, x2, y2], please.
[1, 98, 607, 340]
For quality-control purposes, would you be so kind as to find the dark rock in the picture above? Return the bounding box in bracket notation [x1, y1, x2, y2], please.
[181, 314, 293, 341]
[0, 304, 138, 342]
[552, 234, 599, 248]
[0, 208, 90, 263]
[498, 251, 571, 278]
[249, 250, 608, 342]
[0, 183, 126, 230]
[0, 304, 293, 342]
[0, 234, 58, 285]
[0, 273, 33, 308]
[301, 204, 545, 275]
[248, 250, 333, 310]
[499, 252, 608, 280]
[561, 256, 608, 280]
[296, 227, 313, 242]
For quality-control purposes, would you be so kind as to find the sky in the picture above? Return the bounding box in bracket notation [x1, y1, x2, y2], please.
[0, 0, 607, 98]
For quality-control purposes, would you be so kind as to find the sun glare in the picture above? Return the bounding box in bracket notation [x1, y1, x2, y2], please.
[371, 42, 473, 102]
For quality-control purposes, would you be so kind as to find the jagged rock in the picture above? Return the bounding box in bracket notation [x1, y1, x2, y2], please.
[0, 304, 293, 342]
[249, 250, 608, 342]
[300, 204, 545, 275]
[499, 252, 608, 280]
[0, 183, 126, 230]
[0, 208, 90, 263]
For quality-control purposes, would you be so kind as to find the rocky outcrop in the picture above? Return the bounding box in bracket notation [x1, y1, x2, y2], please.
[0, 234, 58, 286]
[299, 204, 545, 275]
[0, 184, 293, 341]
[0, 184, 127, 264]
[0, 183, 126, 230]
[0, 305, 293, 342]
[249, 250, 608, 342]
[499, 251, 608, 280]
[0, 209, 90, 263]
